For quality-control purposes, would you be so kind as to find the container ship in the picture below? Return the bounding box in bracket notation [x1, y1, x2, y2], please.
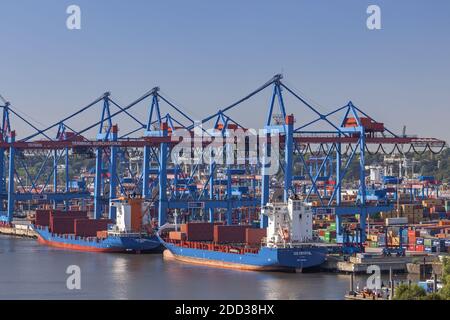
[32, 197, 161, 253]
[158, 198, 328, 272]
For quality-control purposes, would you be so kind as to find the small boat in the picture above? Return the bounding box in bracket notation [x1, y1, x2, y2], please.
[344, 290, 389, 300]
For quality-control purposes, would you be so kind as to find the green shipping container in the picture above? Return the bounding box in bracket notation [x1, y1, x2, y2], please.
[424, 238, 432, 246]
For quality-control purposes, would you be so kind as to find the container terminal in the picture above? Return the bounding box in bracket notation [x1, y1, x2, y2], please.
[0, 75, 449, 273]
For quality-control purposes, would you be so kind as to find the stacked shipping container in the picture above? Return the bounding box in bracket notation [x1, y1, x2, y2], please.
[213, 225, 249, 243]
[74, 219, 112, 237]
[34, 209, 51, 226]
[49, 210, 88, 234]
[245, 228, 267, 245]
[181, 222, 214, 241]
[34, 209, 88, 228]
[50, 217, 77, 234]
[168, 222, 266, 245]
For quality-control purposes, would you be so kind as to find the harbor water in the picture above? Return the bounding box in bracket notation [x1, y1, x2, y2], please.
[0, 235, 409, 300]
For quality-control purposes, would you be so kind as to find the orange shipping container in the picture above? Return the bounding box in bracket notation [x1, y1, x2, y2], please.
[169, 231, 187, 241]
[125, 198, 144, 232]
[96, 230, 108, 239]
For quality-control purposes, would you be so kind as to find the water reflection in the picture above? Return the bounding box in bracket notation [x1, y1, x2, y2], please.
[108, 256, 130, 299]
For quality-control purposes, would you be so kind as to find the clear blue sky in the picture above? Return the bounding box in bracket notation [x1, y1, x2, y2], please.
[0, 0, 449, 141]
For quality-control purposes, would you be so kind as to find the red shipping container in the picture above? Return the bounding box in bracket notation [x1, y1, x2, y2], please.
[35, 209, 51, 226]
[49, 209, 63, 216]
[68, 210, 89, 216]
[184, 222, 214, 241]
[246, 228, 267, 245]
[415, 245, 425, 252]
[74, 219, 112, 237]
[50, 216, 76, 234]
[51, 210, 88, 219]
[408, 230, 420, 237]
[214, 225, 249, 243]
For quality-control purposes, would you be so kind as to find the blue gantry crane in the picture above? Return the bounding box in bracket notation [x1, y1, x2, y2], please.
[0, 75, 446, 253]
